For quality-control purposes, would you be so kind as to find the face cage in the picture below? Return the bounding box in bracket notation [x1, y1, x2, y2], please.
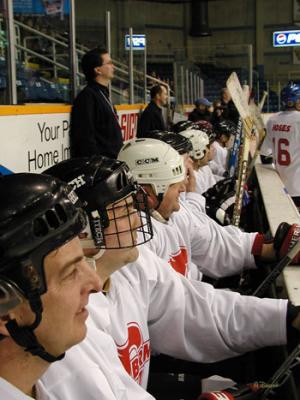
[89, 188, 153, 250]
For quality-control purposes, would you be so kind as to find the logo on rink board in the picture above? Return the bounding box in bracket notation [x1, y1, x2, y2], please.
[273, 30, 300, 47]
[117, 322, 150, 384]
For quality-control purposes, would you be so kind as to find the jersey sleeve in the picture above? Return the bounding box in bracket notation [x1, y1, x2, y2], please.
[143, 249, 287, 362]
[175, 206, 258, 278]
[260, 118, 273, 156]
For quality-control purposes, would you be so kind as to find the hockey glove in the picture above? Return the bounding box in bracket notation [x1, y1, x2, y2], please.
[273, 222, 300, 264]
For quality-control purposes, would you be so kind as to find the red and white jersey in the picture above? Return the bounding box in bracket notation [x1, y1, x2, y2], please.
[90, 246, 286, 388]
[144, 202, 257, 280]
[209, 159, 226, 177]
[211, 141, 228, 172]
[41, 246, 287, 395]
[181, 191, 206, 213]
[261, 110, 300, 196]
[41, 299, 155, 400]
[195, 166, 222, 195]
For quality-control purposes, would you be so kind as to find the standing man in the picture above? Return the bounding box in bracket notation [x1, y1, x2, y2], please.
[70, 47, 123, 159]
[261, 82, 300, 208]
[137, 84, 168, 137]
[0, 173, 100, 398]
[220, 87, 239, 125]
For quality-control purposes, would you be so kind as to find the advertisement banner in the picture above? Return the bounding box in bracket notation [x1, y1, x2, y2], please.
[0, 106, 142, 174]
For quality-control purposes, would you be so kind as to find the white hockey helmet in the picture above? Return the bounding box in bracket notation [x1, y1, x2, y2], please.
[118, 138, 185, 196]
[179, 129, 209, 160]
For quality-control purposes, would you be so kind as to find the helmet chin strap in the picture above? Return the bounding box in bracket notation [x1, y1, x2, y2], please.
[80, 219, 106, 259]
[6, 292, 64, 363]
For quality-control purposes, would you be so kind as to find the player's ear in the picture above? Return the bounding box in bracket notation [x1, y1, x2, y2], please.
[142, 185, 158, 209]
[0, 316, 10, 337]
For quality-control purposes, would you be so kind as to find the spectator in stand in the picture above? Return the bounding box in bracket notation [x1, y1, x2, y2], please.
[220, 87, 239, 125]
[137, 84, 168, 137]
[211, 99, 226, 125]
[70, 47, 123, 159]
[188, 98, 213, 123]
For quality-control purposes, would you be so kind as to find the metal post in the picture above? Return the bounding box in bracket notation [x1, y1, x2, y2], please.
[257, 80, 260, 104]
[173, 62, 178, 109]
[197, 76, 200, 99]
[266, 80, 270, 112]
[180, 65, 185, 105]
[278, 81, 281, 111]
[193, 74, 197, 102]
[129, 27, 134, 104]
[248, 44, 253, 90]
[144, 40, 147, 104]
[52, 42, 57, 79]
[186, 69, 190, 104]
[200, 78, 204, 98]
[6, 0, 17, 104]
[106, 11, 112, 100]
[69, 0, 77, 100]
[190, 71, 193, 103]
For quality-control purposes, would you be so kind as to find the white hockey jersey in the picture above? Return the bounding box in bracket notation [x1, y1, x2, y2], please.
[211, 141, 228, 172]
[40, 246, 287, 396]
[145, 202, 257, 280]
[261, 110, 300, 196]
[0, 377, 48, 400]
[41, 320, 154, 400]
[88, 247, 287, 388]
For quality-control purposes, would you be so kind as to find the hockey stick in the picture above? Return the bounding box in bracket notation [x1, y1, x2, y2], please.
[252, 239, 300, 297]
[261, 344, 300, 399]
[247, 100, 266, 175]
[226, 72, 253, 227]
[259, 90, 268, 111]
[227, 117, 243, 178]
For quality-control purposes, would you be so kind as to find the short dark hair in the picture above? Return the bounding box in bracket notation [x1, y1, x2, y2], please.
[150, 84, 165, 100]
[81, 47, 108, 82]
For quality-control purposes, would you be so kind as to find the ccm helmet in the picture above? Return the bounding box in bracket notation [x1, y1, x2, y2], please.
[45, 156, 153, 249]
[179, 129, 209, 160]
[118, 138, 185, 197]
[146, 130, 192, 155]
[0, 173, 86, 361]
[281, 82, 300, 110]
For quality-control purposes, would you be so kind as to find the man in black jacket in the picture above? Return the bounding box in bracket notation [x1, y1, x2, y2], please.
[137, 84, 168, 137]
[70, 47, 123, 158]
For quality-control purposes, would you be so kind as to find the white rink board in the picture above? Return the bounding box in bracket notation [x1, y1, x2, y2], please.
[0, 113, 70, 173]
[0, 105, 143, 174]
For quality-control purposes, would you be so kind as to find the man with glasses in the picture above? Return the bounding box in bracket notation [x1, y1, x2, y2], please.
[70, 47, 123, 159]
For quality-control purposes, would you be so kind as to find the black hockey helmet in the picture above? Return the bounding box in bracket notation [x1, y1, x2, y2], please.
[214, 120, 237, 138]
[192, 120, 213, 134]
[44, 156, 153, 249]
[146, 130, 192, 155]
[172, 120, 195, 134]
[0, 173, 86, 361]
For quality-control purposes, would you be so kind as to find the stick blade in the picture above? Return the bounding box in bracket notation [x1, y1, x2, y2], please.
[226, 72, 250, 120]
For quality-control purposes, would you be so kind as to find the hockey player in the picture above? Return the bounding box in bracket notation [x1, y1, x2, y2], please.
[0, 173, 100, 399]
[261, 82, 300, 208]
[179, 128, 223, 194]
[210, 120, 237, 176]
[119, 138, 300, 280]
[44, 156, 300, 399]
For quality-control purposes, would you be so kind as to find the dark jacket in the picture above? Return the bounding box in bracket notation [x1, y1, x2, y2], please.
[70, 81, 123, 159]
[220, 100, 239, 125]
[137, 101, 166, 137]
[188, 108, 212, 123]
